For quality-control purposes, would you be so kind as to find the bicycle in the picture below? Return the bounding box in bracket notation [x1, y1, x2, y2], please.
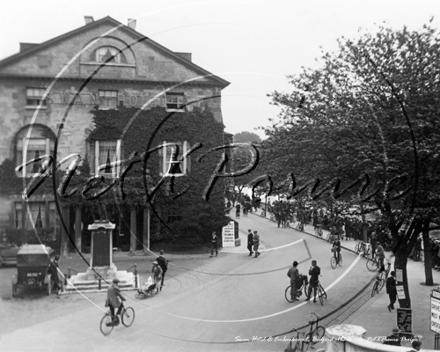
[317, 281, 327, 305]
[303, 313, 326, 350]
[355, 240, 372, 257]
[330, 250, 342, 269]
[286, 328, 307, 351]
[285, 275, 308, 302]
[100, 303, 135, 336]
[295, 222, 303, 231]
[371, 260, 392, 297]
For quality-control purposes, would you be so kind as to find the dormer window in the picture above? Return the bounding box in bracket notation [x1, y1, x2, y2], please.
[94, 46, 127, 64]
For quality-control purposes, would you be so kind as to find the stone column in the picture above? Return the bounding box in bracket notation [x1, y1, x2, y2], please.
[130, 208, 137, 253]
[143, 206, 150, 253]
[60, 206, 69, 256]
[74, 206, 82, 252]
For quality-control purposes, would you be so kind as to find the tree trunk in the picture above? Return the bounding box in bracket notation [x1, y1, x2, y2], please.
[394, 236, 411, 308]
[129, 208, 137, 253]
[359, 201, 368, 242]
[423, 217, 434, 286]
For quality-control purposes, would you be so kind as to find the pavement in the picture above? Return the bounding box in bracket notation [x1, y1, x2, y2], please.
[247, 213, 439, 350]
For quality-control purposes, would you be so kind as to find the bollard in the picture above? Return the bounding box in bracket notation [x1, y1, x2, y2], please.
[98, 278, 101, 290]
[134, 263, 138, 288]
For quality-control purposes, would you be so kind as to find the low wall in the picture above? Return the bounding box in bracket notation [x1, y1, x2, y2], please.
[324, 324, 433, 352]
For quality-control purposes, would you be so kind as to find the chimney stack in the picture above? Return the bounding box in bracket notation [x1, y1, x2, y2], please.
[84, 16, 94, 25]
[128, 18, 136, 29]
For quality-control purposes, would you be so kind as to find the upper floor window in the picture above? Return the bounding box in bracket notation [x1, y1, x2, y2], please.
[95, 46, 127, 64]
[16, 125, 55, 177]
[158, 141, 190, 177]
[89, 140, 122, 176]
[98, 90, 118, 109]
[166, 92, 185, 112]
[26, 88, 47, 108]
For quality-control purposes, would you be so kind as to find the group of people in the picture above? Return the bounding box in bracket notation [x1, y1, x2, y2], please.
[247, 229, 260, 258]
[287, 260, 321, 302]
[106, 250, 168, 326]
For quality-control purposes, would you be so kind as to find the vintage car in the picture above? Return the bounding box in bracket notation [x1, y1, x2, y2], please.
[12, 244, 55, 297]
[0, 243, 20, 266]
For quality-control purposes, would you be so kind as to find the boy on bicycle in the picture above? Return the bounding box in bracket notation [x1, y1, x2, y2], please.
[106, 278, 126, 326]
[376, 242, 386, 272]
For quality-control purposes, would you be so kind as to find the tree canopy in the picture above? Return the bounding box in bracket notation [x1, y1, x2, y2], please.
[263, 20, 440, 299]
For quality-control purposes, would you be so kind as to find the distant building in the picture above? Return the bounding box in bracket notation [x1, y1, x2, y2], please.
[0, 16, 230, 254]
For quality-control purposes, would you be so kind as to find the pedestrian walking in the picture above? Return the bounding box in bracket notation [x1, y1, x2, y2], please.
[305, 260, 321, 303]
[210, 231, 218, 257]
[247, 229, 254, 256]
[152, 261, 163, 287]
[386, 271, 397, 312]
[156, 250, 168, 290]
[253, 231, 260, 258]
[47, 255, 61, 293]
[287, 261, 300, 302]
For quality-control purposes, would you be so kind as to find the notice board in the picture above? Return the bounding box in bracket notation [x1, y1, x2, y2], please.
[397, 308, 412, 335]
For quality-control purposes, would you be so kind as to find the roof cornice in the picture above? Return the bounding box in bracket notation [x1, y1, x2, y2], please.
[0, 16, 230, 88]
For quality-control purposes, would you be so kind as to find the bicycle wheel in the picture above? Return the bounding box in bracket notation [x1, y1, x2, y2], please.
[377, 277, 385, 292]
[320, 284, 327, 300]
[121, 307, 135, 327]
[318, 287, 324, 305]
[330, 257, 336, 269]
[285, 286, 294, 303]
[304, 326, 326, 350]
[100, 313, 114, 336]
[366, 258, 379, 271]
[371, 281, 379, 297]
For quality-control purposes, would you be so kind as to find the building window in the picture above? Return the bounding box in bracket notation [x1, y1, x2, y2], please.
[26, 88, 47, 107]
[158, 141, 190, 177]
[16, 125, 55, 177]
[14, 201, 58, 234]
[94, 46, 127, 64]
[167, 205, 182, 223]
[89, 140, 122, 176]
[166, 93, 185, 111]
[98, 90, 118, 109]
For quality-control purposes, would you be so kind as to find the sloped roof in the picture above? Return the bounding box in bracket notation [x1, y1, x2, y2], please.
[0, 16, 230, 88]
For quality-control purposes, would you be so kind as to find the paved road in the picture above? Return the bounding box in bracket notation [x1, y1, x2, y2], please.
[0, 214, 375, 352]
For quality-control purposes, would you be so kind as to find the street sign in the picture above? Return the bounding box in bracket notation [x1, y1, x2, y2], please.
[397, 308, 412, 335]
[222, 220, 239, 247]
[431, 292, 440, 333]
[396, 285, 406, 300]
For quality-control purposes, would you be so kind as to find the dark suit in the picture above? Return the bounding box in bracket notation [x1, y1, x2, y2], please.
[156, 255, 168, 289]
[247, 232, 254, 255]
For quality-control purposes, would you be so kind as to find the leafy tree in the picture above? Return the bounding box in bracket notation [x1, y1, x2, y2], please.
[263, 20, 440, 306]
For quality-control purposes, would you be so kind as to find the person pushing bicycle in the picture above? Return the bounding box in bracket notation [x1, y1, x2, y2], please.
[106, 278, 126, 326]
[375, 242, 386, 273]
[305, 260, 321, 303]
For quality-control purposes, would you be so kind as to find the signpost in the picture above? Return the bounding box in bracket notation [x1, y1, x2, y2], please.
[222, 220, 240, 247]
[431, 289, 440, 334]
[397, 308, 412, 335]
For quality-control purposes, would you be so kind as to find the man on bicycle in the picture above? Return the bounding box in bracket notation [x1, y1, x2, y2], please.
[106, 278, 126, 326]
[305, 260, 321, 303]
[332, 237, 341, 264]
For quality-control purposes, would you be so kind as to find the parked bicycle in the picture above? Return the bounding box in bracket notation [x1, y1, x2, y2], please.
[100, 303, 135, 336]
[355, 240, 372, 257]
[286, 328, 307, 351]
[304, 313, 326, 350]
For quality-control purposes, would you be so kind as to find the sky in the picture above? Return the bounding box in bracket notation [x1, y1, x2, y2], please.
[1, 0, 440, 140]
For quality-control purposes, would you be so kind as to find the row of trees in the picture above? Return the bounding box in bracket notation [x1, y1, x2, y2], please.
[250, 20, 440, 308]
